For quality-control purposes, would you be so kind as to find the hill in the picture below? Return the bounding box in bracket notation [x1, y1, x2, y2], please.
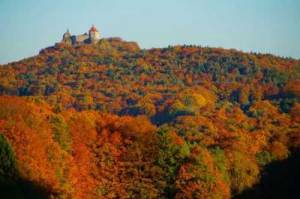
[0, 38, 300, 198]
[1, 38, 299, 116]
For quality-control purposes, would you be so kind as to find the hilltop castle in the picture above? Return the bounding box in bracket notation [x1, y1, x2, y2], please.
[62, 25, 100, 45]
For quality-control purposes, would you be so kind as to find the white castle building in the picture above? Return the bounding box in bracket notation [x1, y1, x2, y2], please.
[62, 25, 100, 45]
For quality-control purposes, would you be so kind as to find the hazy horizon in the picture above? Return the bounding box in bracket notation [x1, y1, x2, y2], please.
[1, 0, 300, 64]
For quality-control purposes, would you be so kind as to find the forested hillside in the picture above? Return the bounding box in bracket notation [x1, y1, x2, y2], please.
[0, 38, 300, 198]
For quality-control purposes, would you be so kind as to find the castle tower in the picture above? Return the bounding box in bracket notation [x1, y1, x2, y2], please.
[89, 25, 100, 44]
[62, 29, 72, 45]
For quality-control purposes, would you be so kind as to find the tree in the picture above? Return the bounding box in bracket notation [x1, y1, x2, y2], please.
[156, 128, 190, 197]
[0, 134, 18, 181]
[175, 146, 230, 199]
[169, 88, 208, 117]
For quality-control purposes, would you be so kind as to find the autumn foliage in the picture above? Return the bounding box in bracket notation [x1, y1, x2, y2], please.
[0, 38, 300, 198]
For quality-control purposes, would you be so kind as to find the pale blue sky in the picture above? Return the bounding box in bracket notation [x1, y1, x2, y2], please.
[0, 0, 299, 64]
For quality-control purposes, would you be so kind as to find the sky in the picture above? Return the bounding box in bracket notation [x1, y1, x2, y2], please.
[0, 0, 300, 64]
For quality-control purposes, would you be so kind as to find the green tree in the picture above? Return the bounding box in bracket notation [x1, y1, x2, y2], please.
[50, 115, 72, 152]
[0, 134, 18, 180]
[156, 128, 190, 197]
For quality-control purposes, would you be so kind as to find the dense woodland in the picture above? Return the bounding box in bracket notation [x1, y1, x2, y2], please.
[0, 38, 300, 198]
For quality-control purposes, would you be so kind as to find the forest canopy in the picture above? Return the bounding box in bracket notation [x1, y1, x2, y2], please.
[0, 38, 300, 198]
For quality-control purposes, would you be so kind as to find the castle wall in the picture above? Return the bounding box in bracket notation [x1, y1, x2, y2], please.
[71, 34, 89, 44]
